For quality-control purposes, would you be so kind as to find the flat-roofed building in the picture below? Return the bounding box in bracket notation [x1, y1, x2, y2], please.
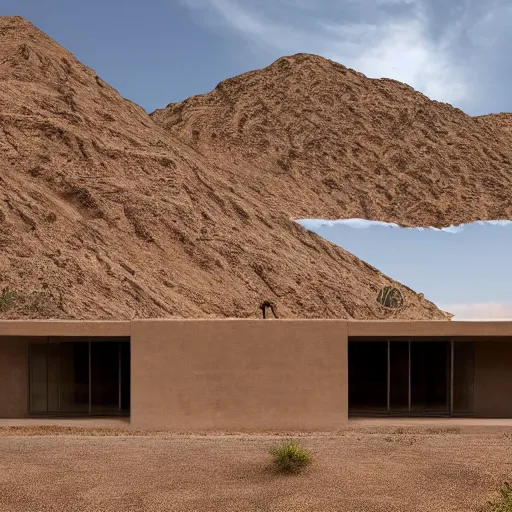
[1, 320, 511, 429]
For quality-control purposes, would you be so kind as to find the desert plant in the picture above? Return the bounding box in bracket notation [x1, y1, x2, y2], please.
[0, 287, 16, 312]
[377, 286, 404, 309]
[269, 439, 312, 474]
[487, 482, 512, 511]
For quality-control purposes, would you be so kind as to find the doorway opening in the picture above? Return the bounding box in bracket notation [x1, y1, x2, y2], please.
[348, 339, 474, 416]
[29, 338, 130, 416]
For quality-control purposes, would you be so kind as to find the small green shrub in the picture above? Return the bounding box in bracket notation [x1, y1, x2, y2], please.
[0, 287, 16, 312]
[487, 482, 512, 511]
[269, 439, 312, 474]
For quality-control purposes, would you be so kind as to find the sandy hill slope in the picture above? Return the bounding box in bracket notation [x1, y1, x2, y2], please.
[0, 17, 448, 320]
[152, 53, 512, 228]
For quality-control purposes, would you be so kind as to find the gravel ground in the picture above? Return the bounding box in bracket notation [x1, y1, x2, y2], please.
[0, 428, 510, 511]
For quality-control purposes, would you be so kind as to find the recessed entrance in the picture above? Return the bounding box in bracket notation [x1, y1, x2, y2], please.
[29, 338, 130, 416]
[349, 340, 475, 416]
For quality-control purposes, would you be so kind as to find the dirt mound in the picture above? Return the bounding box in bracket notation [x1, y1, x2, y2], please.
[0, 17, 449, 320]
[152, 53, 512, 228]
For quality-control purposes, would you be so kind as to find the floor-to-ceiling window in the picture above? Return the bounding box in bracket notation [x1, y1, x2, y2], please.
[29, 338, 130, 416]
[348, 341, 387, 412]
[348, 339, 475, 416]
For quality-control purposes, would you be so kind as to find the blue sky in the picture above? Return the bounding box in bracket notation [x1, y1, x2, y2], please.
[2, 1, 511, 318]
[298, 220, 512, 320]
[3, 0, 512, 115]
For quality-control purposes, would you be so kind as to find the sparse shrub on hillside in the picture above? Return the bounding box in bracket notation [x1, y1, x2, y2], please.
[377, 286, 404, 309]
[269, 439, 312, 474]
[0, 285, 63, 317]
[487, 482, 512, 511]
[0, 287, 16, 312]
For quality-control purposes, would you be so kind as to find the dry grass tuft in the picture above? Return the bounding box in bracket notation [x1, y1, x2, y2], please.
[269, 439, 312, 474]
[486, 482, 512, 511]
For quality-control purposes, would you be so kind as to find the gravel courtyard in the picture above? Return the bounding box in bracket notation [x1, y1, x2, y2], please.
[0, 426, 510, 511]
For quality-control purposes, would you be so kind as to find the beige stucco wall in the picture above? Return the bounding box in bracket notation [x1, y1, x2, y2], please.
[0, 321, 130, 337]
[131, 320, 348, 431]
[0, 337, 30, 418]
[348, 321, 512, 338]
[2, 320, 512, 424]
[474, 341, 512, 417]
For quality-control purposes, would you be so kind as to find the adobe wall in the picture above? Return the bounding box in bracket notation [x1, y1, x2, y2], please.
[348, 321, 512, 338]
[474, 340, 512, 417]
[2, 320, 512, 424]
[130, 319, 348, 431]
[0, 337, 30, 418]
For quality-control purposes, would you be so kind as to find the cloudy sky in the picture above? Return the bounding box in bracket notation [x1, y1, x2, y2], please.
[4, 0, 511, 115]
[182, 0, 512, 115]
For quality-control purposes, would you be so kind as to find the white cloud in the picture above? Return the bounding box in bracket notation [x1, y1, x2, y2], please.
[182, 0, 314, 52]
[182, 0, 472, 107]
[441, 302, 512, 320]
[296, 218, 512, 232]
[298, 218, 399, 230]
[322, 19, 469, 105]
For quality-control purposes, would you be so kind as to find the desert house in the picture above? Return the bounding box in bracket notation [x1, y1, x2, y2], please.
[3, 17, 512, 431]
[1, 319, 512, 430]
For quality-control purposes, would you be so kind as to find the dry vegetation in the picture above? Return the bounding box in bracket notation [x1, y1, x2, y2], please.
[486, 483, 512, 512]
[269, 438, 312, 473]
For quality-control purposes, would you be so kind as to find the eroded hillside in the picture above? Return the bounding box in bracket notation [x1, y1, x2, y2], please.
[0, 17, 449, 320]
[153, 54, 512, 228]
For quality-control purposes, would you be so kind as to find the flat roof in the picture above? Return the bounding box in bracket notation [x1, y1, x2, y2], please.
[0, 319, 511, 339]
[347, 320, 512, 338]
[0, 320, 131, 338]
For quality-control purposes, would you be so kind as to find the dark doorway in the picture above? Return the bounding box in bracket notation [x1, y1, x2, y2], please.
[452, 341, 475, 414]
[410, 341, 450, 414]
[348, 341, 387, 413]
[29, 339, 130, 416]
[348, 340, 474, 416]
[389, 341, 409, 413]
[59, 342, 90, 414]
